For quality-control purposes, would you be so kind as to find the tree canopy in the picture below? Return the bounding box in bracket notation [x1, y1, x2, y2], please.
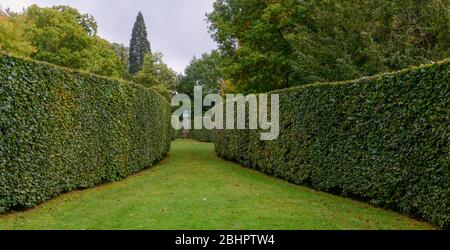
[0, 5, 127, 78]
[2, 1, 448, 96]
[176, 50, 224, 98]
[0, 13, 35, 57]
[135, 52, 176, 101]
[207, 0, 450, 93]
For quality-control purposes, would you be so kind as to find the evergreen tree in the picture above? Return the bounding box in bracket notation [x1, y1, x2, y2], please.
[129, 11, 151, 74]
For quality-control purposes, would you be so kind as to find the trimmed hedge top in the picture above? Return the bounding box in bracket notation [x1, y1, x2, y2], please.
[214, 59, 450, 228]
[0, 53, 172, 212]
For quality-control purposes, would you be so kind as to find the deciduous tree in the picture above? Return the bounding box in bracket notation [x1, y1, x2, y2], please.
[207, 0, 450, 93]
[176, 50, 224, 97]
[135, 52, 176, 101]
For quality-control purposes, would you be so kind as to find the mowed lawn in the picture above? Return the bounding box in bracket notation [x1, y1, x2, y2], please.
[0, 140, 434, 230]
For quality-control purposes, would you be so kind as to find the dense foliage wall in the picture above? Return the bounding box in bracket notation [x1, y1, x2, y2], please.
[0, 54, 172, 212]
[171, 120, 215, 142]
[189, 127, 215, 142]
[214, 60, 450, 228]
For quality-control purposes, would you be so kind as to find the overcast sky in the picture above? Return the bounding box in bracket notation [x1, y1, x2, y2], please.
[0, 0, 217, 73]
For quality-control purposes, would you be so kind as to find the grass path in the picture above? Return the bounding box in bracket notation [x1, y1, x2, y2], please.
[0, 140, 434, 230]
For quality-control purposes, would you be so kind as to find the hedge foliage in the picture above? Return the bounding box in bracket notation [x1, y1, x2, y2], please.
[189, 127, 214, 142]
[214, 60, 450, 228]
[171, 120, 215, 142]
[0, 53, 172, 212]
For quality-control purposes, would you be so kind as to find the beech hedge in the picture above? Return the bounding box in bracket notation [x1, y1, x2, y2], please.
[214, 60, 450, 228]
[189, 127, 214, 142]
[0, 53, 172, 212]
[172, 120, 214, 142]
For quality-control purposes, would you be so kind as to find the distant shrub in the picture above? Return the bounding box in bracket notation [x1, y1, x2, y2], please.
[214, 59, 450, 228]
[0, 53, 172, 212]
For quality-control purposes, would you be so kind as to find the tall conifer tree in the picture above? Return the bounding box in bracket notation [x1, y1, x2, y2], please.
[129, 11, 151, 74]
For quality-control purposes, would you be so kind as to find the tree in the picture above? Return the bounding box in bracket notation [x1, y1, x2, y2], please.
[207, 0, 450, 93]
[52, 5, 98, 36]
[135, 52, 176, 101]
[0, 13, 35, 57]
[176, 50, 224, 97]
[23, 5, 93, 69]
[87, 38, 127, 79]
[111, 43, 131, 79]
[0, 5, 127, 78]
[129, 11, 151, 74]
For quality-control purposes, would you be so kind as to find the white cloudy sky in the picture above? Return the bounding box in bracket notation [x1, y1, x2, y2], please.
[0, 0, 217, 73]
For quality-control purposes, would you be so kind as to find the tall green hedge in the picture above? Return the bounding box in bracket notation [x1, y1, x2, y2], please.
[0, 53, 172, 212]
[171, 120, 215, 142]
[214, 60, 450, 228]
[189, 127, 214, 142]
